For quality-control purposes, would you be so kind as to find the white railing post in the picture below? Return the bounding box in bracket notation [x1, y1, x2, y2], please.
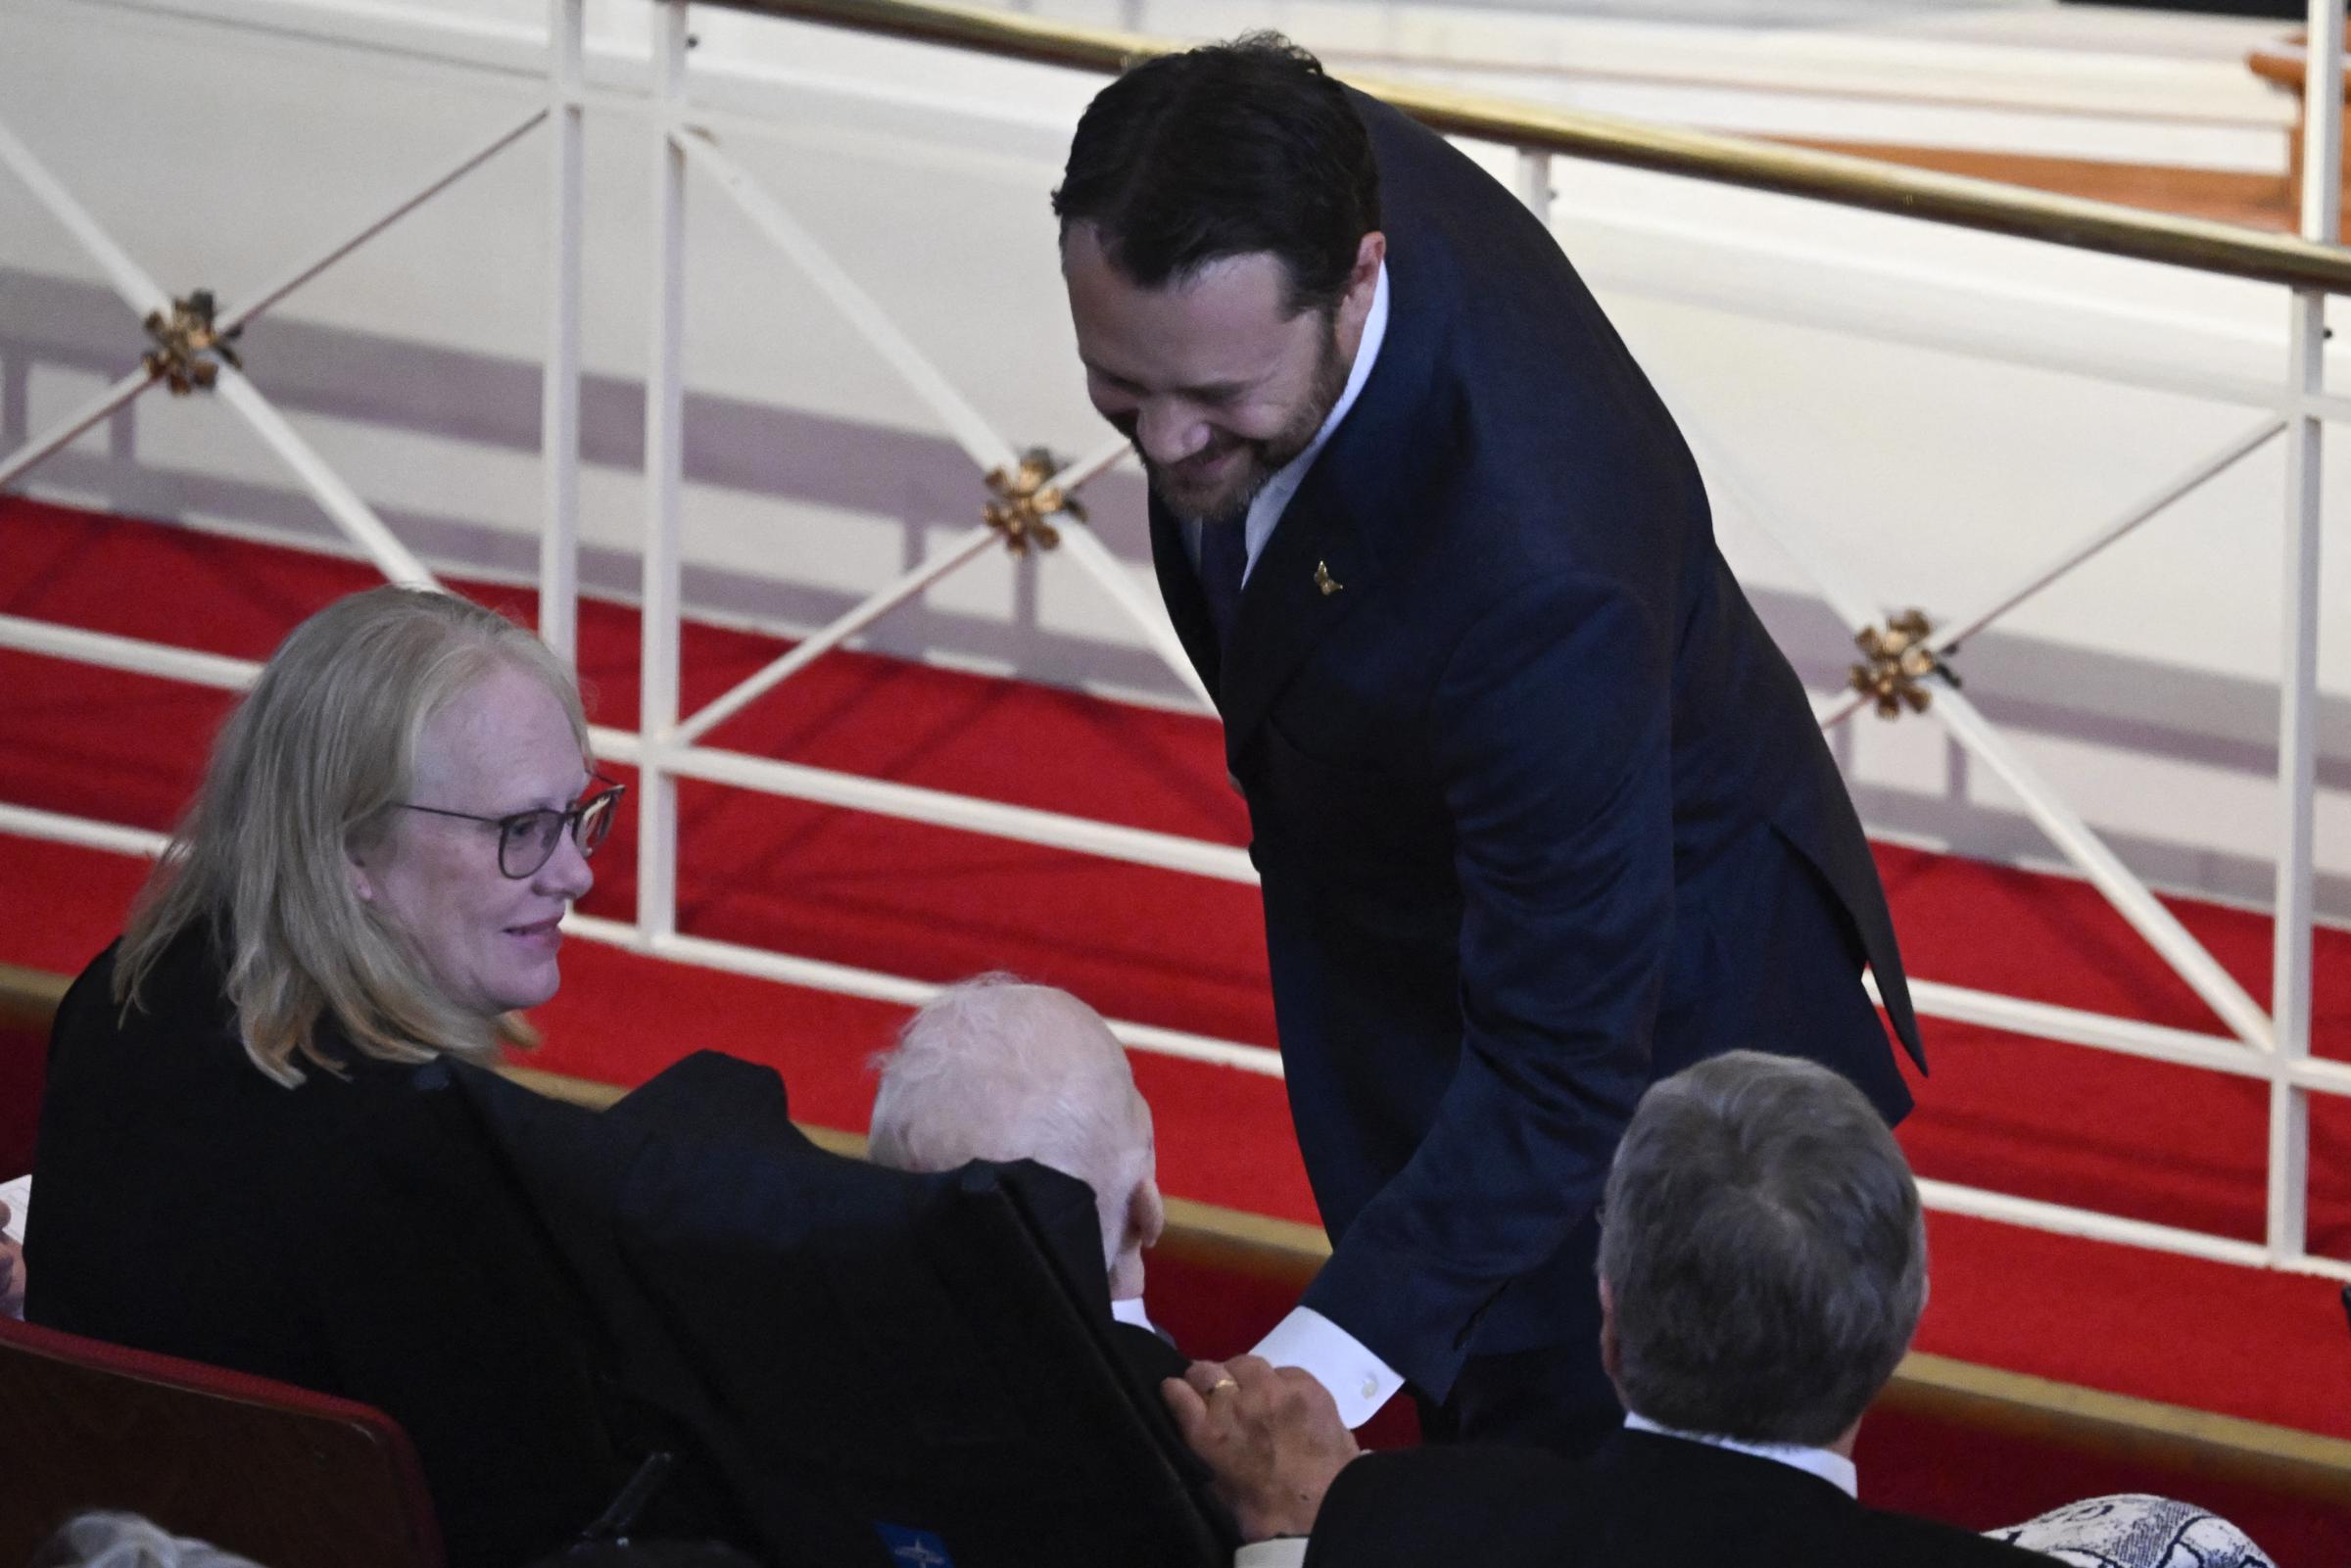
[541, 0, 586, 665]
[1515, 148, 1553, 225]
[2269, 0, 2342, 1262]
[639, 0, 690, 945]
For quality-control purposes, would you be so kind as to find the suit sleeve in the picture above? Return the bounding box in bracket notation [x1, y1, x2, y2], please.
[1299, 569, 1670, 1397]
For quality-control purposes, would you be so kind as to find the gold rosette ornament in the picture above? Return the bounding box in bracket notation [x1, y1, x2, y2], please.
[142, 291, 244, 396]
[983, 448, 1085, 554]
[1848, 609, 1952, 719]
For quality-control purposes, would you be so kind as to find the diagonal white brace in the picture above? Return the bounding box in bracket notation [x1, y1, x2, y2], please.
[0, 110, 171, 317]
[212, 367, 441, 589]
[673, 522, 1002, 745]
[1815, 418, 2287, 731]
[0, 364, 155, 492]
[673, 125, 1020, 476]
[1055, 522, 1214, 710]
[1037, 433, 1216, 708]
[220, 109, 550, 335]
[0, 110, 552, 496]
[1932, 417, 2285, 659]
[1929, 684, 2274, 1052]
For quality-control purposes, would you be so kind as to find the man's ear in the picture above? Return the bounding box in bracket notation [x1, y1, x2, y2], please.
[1338, 231, 1385, 334]
[1129, 1176, 1167, 1253]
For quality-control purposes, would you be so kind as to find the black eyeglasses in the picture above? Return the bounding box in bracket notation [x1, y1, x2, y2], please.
[393, 776, 626, 879]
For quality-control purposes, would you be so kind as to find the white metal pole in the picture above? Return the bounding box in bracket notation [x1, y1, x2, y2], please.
[0, 365, 155, 492]
[1932, 687, 2275, 1053]
[541, 0, 586, 665]
[673, 128, 1020, 475]
[212, 368, 440, 589]
[220, 110, 550, 336]
[1515, 148, 1553, 224]
[674, 523, 1002, 746]
[0, 112, 170, 317]
[639, 0, 691, 945]
[2269, 0, 2341, 1260]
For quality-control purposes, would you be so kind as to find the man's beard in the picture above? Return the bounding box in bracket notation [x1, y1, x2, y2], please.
[1136, 327, 1351, 527]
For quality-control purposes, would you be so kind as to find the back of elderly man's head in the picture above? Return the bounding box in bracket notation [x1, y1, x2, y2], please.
[869, 975, 1163, 1298]
[1598, 1050, 1926, 1449]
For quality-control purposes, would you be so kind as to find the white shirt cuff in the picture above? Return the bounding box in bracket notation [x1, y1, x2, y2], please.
[1234, 1539, 1310, 1568]
[1109, 1295, 1158, 1334]
[1249, 1307, 1404, 1428]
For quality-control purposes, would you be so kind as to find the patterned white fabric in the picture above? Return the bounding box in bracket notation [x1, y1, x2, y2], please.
[1986, 1495, 2276, 1568]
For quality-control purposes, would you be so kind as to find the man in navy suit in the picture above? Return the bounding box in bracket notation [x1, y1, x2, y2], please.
[1054, 34, 1924, 1455]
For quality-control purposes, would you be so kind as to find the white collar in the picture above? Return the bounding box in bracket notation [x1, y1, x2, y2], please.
[1623, 1411, 1858, 1498]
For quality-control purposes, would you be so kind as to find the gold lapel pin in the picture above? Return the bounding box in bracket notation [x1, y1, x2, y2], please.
[1314, 560, 1344, 596]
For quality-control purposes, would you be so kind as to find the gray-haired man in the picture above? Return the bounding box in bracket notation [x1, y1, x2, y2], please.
[1164, 1051, 2046, 1568]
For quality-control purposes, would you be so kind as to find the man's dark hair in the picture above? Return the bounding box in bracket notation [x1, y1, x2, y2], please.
[1052, 32, 1380, 315]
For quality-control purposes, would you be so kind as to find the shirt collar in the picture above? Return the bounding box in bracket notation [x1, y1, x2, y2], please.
[1623, 1411, 1858, 1498]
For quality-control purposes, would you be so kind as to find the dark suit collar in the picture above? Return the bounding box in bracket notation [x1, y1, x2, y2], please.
[1599, 1427, 1861, 1510]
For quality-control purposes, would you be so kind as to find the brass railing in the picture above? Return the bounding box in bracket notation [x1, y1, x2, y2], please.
[713, 0, 2351, 293]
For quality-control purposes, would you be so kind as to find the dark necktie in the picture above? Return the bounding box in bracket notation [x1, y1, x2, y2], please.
[1198, 520, 1248, 656]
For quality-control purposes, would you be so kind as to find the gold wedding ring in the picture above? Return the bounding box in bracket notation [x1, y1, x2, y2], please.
[1208, 1377, 1239, 1394]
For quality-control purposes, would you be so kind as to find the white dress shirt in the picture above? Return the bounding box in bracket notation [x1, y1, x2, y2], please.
[1184, 262, 1390, 586]
[1621, 1411, 1858, 1497]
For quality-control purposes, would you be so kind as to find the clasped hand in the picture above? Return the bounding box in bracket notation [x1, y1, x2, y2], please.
[1161, 1354, 1362, 1543]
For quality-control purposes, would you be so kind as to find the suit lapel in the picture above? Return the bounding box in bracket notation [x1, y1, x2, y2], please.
[1216, 235, 1449, 756]
[1147, 503, 1222, 697]
[1215, 471, 1376, 752]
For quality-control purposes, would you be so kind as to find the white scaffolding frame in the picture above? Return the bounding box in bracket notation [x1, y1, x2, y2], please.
[0, 0, 2343, 1273]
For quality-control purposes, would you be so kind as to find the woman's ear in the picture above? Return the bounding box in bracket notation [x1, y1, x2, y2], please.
[346, 840, 379, 904]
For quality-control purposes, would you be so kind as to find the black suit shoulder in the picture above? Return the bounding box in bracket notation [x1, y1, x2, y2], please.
[30, 931, 626, 1568]
[1307, 1432, 2046, 1568]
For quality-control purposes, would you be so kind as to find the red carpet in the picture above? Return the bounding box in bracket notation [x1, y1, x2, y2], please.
[7, 499, 2351, 1474]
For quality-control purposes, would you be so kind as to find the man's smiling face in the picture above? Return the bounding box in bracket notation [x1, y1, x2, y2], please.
[1062, 223, 1361, 526]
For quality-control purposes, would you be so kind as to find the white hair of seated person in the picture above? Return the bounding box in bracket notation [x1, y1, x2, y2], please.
[869, 974, 1165, 1300]
[32, 1513, 266, 1568]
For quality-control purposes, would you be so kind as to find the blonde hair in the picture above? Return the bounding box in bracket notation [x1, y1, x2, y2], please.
[115, 585, 589, 1085]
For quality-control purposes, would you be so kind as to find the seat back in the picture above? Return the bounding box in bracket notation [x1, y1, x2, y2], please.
[0, 1312, 444, 1568]
[612, 1135, 1231, 1568]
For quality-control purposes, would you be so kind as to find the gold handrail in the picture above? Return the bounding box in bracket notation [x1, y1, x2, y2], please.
[699, 0, 2351, 294]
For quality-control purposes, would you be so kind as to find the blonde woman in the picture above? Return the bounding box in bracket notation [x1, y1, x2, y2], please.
[28, 586, 627, 1568]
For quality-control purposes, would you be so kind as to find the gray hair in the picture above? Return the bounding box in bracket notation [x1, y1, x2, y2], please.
[115, 586, 588, 1085]
[32, 1513, 265, 1568]
[869, 974, 1152, 1272]
[1598, 1049, 1926, 1447]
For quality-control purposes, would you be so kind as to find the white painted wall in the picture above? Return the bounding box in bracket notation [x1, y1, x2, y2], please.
[1, 0, 2345, 930]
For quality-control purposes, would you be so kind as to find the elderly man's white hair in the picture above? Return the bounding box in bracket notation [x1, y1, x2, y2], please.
[869, 974, 1163, 1299]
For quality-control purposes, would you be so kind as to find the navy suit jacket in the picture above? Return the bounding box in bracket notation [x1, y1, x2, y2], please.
[1146, 94, 1925, 1400]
